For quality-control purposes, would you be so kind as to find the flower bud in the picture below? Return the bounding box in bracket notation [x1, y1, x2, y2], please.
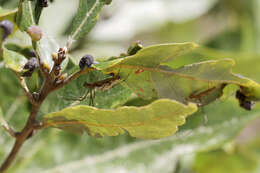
[27, 26, 43, 41]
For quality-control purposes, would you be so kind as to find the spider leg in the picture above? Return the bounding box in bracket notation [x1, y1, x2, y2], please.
[78, 89, 90, 102]
[201, 107, 208, 124]
[89, 89, 95, 106]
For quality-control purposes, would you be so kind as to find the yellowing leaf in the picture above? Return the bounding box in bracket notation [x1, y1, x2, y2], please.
[2, 44, 27, 72]
[42, 99, 197, 139]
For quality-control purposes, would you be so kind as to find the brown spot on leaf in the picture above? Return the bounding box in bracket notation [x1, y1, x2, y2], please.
[135, 69, 144, 74]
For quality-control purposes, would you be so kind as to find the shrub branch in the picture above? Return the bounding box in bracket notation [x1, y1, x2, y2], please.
[0, 51, 89, 173]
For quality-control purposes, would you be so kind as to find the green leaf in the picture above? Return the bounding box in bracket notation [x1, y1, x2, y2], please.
[16, 0, 35, 31]
[34, 0, 44, 24]
[40, 69, 132, 114]
[4, 43, 34, 58]
[69, 0, 112, 41]
[2, 44, 27, 72]
[193, 149, 258, 173]
[154, 59, 260, 103]
[98, 43, 198, 70]
[42, 99, 197, 139]
[0, 107, 3, 125]
[96, 43, 198, 99]
[0, 8, 18, 48]
[0, 7, 18, 33]
[0, 7, 17, 23]
[97, 43, 260, 106]
[40, 97, 260, 173]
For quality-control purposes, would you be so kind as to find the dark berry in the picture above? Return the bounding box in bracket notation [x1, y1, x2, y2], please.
[79, 54, 95, 70]
[42, 0, 48, 7]
[240, 100, 254, 111]
[22, 58, 39, 77]
[28, 49, 36, 57]
[127, 40, 143, 56]
[24, 58, 38, 70]
[236, 90, 246, 102]
[0, 20, 13, 41]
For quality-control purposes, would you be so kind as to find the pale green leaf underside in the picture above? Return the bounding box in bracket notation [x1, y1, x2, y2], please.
[16, 0, 35, 31]
[69, 0, 110, 41]
[42, 99, 197, 139]
[96, 43, 198, 71]
[41, 99, 260, 173]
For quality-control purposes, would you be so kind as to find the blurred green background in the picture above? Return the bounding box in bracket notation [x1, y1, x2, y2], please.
[1, 0, 260, 172]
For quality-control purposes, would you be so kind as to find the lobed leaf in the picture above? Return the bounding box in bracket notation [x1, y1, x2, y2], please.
[97, 43, 260, 105]
[42, 99, 197, 139]
[40, 98, 260, 173]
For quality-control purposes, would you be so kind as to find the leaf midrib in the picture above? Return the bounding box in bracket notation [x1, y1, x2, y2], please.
[71, 0, 100, 40]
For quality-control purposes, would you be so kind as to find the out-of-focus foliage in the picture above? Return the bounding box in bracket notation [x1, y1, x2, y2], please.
[1, 0, 260, 173]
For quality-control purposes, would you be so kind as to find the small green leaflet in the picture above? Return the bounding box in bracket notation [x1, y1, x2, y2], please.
[42, 99, 197, 139]
[68, 0, 112, 42]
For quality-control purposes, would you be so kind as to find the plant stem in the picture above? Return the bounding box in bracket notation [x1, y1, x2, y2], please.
[0, 104, 40, 173]
[0, 78, 50, 172]
[0, 67, 89, 172]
